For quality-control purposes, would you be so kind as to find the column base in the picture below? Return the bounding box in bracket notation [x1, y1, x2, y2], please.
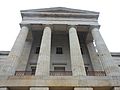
[30, 87, 49, 90]
[0, 88, 8, 90]
[74, 87, 93, 90]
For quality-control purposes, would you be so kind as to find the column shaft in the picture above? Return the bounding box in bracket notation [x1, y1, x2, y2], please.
[5, 26, 29, 75]
[87, 42, 103, 71]
[16, 40, 32, 71]
[69, 27, 86, 76]
[35, 26, 51, 76]
[91, 27, 120, 76]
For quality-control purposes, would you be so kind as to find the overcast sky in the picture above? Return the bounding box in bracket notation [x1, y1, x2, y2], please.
[0, 0, 120, 52]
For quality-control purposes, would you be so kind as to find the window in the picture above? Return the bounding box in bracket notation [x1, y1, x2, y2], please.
[81, 47, 84, 54]
[85, 67, 88, 75]
[56, 47, 63, 54]
[35, 47, 40, 54]
[30, 63, 36, 75]
[31, 66, 36, 75]
[54, 67, 65, 71]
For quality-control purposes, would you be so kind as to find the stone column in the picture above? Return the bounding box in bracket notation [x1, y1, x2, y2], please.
[30, 87, 49, 90]
[87, 41, 104, 71]
[113, 87, 120, 90]
[35, 26, 51, 76]
[5, 26, 29, 75]
[74, 87, 93, 90]
[16, 41, 32, 71]
[91, 26, 120, 76]
[16, 31, 33, 71]
[69, 26, 86, 76]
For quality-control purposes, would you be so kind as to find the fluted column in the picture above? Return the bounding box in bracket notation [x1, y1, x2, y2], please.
[87, 41, 104, 71]
[35, 26, 51, 76]
[91, 26, 120, 76]
[16, 31, 33, 71]
[6, 26, 29, 75]
[69, 26, 86, 76]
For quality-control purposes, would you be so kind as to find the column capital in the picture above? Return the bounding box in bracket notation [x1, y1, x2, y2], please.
[89, 25, 100, 31]
[20, 24, 30, 29]
[43, 24, 53, 29]
[68, 25, 78, 30]
[21, 26, 29, 30]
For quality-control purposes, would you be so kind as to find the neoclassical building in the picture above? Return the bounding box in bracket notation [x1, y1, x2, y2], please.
[0, 7, 120, 90]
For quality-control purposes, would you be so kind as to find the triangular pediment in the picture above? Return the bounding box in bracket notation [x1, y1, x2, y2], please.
[20, 7, 99, 26]
[21, 7, 99, 14]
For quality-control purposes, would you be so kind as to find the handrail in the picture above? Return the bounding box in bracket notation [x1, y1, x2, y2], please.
[15, 70, 106, 76]
[87, 71, 106, 76]
[15, 71, 33, 76]
[50, 71, 72, 76]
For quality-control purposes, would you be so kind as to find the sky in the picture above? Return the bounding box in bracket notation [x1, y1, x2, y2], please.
[0, 0, 120, 52]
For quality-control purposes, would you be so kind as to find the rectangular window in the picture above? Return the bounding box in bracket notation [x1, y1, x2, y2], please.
[31, 66, 36, 75]
[85, 67, 88, 75]
[56, 47, 63, 54]
[81, 47, 83, 54]
[54, 67, 65, 71]
[35, 47, 40, 54]
[30, 63, 36, 75]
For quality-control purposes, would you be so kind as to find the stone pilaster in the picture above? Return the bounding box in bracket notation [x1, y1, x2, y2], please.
[91, 26, 120, 76]
[69, 26, 86, 76]
[87, 41, 103, 71]
[30, 87, 49, 90]
[74, 87, 93, 90]
[4, 26, 29, 75]
[35, 26, 51, 76]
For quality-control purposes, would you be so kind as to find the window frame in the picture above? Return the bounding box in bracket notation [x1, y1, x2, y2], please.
[56, 47, 63, 54]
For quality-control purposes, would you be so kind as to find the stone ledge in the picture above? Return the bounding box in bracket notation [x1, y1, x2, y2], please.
[0, 76, 119, 87]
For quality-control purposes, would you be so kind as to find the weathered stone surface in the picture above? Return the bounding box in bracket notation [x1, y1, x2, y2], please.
[16, 40, 32, 71]
[0, 76, 120, 87]
[35, 26, 51, 76]
[69, 26, 86, 76]
[91, 27, 120, 76]
[0, 26, 29, 75]
[0, 7, 120, 90]
[87, 42, 103, 71]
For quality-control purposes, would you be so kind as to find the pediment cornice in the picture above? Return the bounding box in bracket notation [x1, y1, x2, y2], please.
[21, 7, 99, 19]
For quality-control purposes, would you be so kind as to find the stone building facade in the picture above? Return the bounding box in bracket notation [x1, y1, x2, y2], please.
[0, 7, 120, 90]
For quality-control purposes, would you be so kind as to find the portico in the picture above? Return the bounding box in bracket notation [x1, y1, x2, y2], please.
[3, 23, 119, 77]
[0, 7, 120, 90]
